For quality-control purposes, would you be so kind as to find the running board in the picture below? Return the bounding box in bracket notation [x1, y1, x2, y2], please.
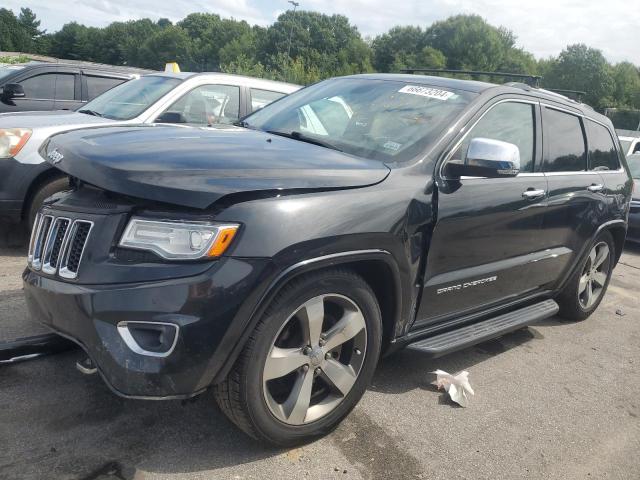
[407, 300, 559, 357]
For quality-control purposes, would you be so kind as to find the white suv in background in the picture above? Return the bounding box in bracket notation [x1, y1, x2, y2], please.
[0, 72, 300, 228]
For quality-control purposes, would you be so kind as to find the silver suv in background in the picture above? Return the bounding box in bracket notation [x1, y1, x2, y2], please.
[0, 72, 300, 228]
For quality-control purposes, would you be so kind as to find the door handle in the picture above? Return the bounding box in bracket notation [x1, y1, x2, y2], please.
[522, 188, 546, 199]
[587, 183, 604, 193]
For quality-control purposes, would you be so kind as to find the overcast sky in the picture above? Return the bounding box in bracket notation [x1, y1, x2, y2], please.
[5, 0, 640, 65]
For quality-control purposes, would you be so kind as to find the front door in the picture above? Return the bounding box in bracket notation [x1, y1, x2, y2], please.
[415, 98, 556, 326]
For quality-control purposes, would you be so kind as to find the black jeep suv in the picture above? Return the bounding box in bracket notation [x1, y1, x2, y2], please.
[23, 74, 632, 445]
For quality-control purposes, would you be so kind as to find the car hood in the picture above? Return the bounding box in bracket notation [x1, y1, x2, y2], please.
[42, 124, 391, 209]
[0, 110, 113, 129]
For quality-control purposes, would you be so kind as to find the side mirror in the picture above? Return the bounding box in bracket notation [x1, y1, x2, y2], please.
[445, 137, 521, 179]
[2, 83, 25, 99]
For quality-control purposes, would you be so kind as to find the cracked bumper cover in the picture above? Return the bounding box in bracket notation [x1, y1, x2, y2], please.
[22, 257, 270, 399]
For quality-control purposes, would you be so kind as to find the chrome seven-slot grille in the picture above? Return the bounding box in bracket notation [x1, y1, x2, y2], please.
[28, 213, 93, 279]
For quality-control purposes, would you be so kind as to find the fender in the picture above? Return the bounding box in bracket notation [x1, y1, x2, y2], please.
[554, 219, 627, 294]
[211, 249, 402, 384]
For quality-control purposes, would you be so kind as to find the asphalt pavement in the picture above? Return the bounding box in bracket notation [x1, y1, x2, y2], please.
[0, 242, 639, 479]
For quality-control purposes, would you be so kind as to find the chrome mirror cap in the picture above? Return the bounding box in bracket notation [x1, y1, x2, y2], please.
[466, 137, 521, 176]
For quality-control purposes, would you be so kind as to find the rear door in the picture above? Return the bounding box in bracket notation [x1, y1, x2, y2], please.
[53, 67, 80, 110]
[417, 98, 552, 326]
[537, 106, 609, 277]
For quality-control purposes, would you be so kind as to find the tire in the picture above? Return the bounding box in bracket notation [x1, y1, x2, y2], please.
[556, 230, 615, 321]
[213, 268, 382, 446]
[26, 177, 70, 230]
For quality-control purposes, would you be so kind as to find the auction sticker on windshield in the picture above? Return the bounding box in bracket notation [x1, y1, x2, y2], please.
[398, 85, 455, 100]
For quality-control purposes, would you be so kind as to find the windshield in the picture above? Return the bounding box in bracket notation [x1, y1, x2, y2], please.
[0, 65, 25, 83]
[80, 75, 181, 120]
[627, 154, 640, 179]
[244, 78, 476, 163]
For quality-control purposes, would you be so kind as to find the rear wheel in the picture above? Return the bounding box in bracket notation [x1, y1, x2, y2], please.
[214, 269, 382, 446]
[557, 230, 615, 321]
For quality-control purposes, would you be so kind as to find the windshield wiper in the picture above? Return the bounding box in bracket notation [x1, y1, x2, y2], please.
[265, 130, 343, 152]
[78, 109, 103, 117]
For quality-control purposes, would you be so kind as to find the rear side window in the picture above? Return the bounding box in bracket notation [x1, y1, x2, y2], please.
[250, 89, 285, 111]
[543, 108, 587, 172]
[452, 101, 536, 173]
[19, 73, 56, 99]
[586, 120, 619, 171]
[86, 76, 126, 99]
[55, 74, 75, 101]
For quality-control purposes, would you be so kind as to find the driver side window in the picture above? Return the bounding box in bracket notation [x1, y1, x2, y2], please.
[452, 102, 536, 173]
[158, 84, 240, 126]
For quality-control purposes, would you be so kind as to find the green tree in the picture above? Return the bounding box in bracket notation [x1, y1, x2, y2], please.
[544, 44, 615, 109]
[138, 25, 192, 70]
[371, 26, 426, 72]
[424, 15, 515, 71]
[18, 8, 44, 39]
[0, 8, 31, 51]
[610, 62, 640, 109]
[47, 22, 92, 60]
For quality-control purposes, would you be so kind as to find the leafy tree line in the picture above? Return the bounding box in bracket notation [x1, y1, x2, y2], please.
[1, 7, 638, 111]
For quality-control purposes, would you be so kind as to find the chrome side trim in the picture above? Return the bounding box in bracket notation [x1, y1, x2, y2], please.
[116, 321, 180, 358]
[277, 249, 392, 281]
[594, 219, 627, 235]
[59, 220, 94, 279]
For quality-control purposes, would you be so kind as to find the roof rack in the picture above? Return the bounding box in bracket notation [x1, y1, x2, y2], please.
[401, 68, 541, 87]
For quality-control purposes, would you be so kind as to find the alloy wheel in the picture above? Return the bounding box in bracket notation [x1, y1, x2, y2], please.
[578, 241, 610, 309]
[262, 294, 367, 425]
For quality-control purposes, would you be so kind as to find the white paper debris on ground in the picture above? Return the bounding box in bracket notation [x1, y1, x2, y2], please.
[432, 370, 475, 407]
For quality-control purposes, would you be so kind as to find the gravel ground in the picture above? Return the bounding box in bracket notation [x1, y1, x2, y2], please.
[0, 243, 638, 480]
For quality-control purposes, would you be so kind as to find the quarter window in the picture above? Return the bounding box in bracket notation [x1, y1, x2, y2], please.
[543, 108, 587, 172]
[451, 102, 536, 173]
[586, 120, 620, 171]
[160, 84, 240, 125]
[86, 76, 126, 99]
[250, 89, 285, 111]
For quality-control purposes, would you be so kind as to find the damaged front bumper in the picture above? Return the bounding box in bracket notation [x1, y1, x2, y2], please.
[22, 256, 270, 399]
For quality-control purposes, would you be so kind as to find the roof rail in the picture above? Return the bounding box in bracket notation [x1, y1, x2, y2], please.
[543, 88, 586, 102]
[401, 68, 541, 87]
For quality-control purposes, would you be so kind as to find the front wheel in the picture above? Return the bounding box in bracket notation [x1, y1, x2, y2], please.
[557, 230, 615, 321]
[26, 176, 70, 229]
[214, 269, 382, 446]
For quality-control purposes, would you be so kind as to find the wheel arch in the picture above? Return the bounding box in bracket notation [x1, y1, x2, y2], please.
[20, 167, 67, 221]
[211, 250, 403, 384]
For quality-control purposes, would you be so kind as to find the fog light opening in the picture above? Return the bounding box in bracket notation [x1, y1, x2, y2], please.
[117, 321, 179, 358]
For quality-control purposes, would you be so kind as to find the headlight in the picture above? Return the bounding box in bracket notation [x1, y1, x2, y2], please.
[0, 128, 32, 158]
[119, 218, 239, 260]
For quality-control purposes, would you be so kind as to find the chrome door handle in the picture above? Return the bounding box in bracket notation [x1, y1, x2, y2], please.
[587, 184, 604, 193]
[522, 189, 546, 199]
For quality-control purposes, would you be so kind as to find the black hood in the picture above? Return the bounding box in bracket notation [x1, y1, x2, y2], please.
[43, 124, 390, 209]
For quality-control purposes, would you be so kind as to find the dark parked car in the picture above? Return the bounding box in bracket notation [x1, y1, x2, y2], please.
[625, 153, 640, 242]
[0, 62, 147, 113]
[23, 74, 632, 445]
